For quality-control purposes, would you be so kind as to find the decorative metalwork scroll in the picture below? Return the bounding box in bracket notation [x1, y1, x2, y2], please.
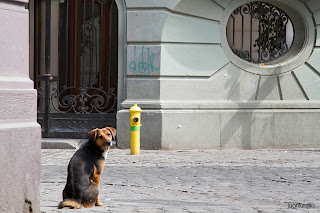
[227, 1, 293, 63]
[51, 84, 117, 114]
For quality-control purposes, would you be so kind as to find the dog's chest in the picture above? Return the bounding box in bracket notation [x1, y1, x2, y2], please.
[102, 150, 109, 159]
[93, 158, 105, 175]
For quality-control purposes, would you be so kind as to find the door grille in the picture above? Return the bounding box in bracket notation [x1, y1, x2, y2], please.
[34, 0, 118, 138]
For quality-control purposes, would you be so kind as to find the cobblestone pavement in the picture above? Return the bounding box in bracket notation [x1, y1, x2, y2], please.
[41, 148, 320, 213]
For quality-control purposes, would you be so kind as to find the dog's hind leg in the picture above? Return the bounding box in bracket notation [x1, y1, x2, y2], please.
[89, 163, 105, 206]
[82, 181, 99, 208]
[92, 174, 103, 206]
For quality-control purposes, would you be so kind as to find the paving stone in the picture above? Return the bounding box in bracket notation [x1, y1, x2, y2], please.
[41, 149, 320, 212]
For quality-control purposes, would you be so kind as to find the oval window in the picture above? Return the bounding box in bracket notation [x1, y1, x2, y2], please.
[226, 1, 294, 64]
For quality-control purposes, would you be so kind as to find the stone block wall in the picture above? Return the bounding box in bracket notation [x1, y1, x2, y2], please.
[0, 1, 41, 212]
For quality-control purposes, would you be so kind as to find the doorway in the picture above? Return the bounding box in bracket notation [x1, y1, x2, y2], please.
[33, 0, 118, 138]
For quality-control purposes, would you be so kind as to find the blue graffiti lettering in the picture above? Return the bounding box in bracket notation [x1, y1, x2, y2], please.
[129, 46, 160, 76]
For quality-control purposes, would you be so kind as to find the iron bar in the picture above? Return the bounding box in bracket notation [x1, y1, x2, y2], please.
[99, 2, 103, 89]
[108, 0, 114, 93]
[74, 0, 78, 87]
[258, 3, 262, 62]
[267, 11, 270, 55]
[250, 8, 252, 62]
[58, 0, 61, 86]
[66, 0, 69, 85]
[45, 1, 51, 75]
[44, 0, 51, 137]
[35, 0, 39, 85]
[276, 16, 279, 50]
[231, 13, 235, 49]
[89, 0, 95, 88]
[81, 0, 86, 87]
[240, 6, 244, 51]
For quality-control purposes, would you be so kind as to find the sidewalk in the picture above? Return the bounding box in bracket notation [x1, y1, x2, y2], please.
[41, 148, 320, 212]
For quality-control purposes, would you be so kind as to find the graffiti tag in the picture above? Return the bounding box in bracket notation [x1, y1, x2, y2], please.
[128, 46, 160, 76]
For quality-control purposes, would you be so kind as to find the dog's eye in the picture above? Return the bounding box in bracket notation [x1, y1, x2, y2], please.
[98, 135, 103, 139]
[108, 133, 111, 137]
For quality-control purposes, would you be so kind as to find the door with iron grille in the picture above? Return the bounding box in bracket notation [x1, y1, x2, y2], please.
[34, 0, 118, 138]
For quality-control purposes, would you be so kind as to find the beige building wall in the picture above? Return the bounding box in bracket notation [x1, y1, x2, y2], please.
[118, 0, 320, 150]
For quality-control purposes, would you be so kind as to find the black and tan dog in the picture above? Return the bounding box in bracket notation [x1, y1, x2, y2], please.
[59, 127, 116, 209]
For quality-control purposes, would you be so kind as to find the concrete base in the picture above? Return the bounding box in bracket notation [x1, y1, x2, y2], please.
[117, 109, 162, 150]
[0, 123, 41, 213]
[117, 101, 320, 150]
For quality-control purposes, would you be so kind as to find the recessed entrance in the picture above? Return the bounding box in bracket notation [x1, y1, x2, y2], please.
[33, 0, 118, 138]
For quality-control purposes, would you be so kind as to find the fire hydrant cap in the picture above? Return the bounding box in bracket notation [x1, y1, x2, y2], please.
[129, 104, 142, 113]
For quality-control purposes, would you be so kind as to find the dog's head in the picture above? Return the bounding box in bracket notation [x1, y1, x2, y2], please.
[88, 127, 117, 152]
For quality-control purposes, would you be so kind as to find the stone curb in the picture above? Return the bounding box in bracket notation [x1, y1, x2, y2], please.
[41, 138, 320, 152]
[41, 139, 85, 149]
[41, 139, 118, 149]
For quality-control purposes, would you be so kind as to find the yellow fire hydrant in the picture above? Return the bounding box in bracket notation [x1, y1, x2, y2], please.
[129, 104, 141, 155]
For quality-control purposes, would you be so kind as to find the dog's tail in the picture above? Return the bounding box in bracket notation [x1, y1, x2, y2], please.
[58, 199, 83, 209]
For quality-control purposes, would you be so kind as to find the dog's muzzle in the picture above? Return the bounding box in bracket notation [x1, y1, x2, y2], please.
[106, 140, 117, 146]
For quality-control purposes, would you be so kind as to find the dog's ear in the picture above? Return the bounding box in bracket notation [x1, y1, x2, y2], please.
[106, 127, 116, 139]
[88, 128, 98, 141]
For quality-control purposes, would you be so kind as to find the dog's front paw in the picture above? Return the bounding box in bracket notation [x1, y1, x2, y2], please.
[95, 201, 103, 206]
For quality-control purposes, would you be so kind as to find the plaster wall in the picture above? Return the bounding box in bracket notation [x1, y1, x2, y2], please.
[0, 1, 41, 212]
[118, 0, 320, 150]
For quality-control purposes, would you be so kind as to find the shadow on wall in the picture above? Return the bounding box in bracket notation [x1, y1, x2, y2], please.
[221, 66, 281, 149]
[218, 0, 320, 149]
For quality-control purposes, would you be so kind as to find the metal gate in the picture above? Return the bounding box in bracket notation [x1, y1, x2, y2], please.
[34, 0, 118, 138]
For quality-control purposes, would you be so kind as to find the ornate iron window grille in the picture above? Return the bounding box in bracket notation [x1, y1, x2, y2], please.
[226, 1, 294, 63]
